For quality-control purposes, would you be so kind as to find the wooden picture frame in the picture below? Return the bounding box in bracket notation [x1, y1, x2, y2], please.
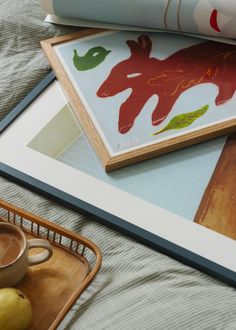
[41, 29, 236, 172]
[1, 72, 236, 287]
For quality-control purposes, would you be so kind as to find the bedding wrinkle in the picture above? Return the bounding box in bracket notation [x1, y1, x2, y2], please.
[1, 1, 236, 329]
[0, 0, 74, 119]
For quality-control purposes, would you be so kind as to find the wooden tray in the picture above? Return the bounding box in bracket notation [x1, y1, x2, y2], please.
[0, 199, 102, 330]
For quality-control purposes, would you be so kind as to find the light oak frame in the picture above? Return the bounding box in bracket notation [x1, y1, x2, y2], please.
[41, 29, 236, 172]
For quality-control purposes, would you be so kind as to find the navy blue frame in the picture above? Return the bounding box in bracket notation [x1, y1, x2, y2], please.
[1, 72, 235, 287]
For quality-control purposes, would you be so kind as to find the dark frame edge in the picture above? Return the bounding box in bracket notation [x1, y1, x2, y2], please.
[0, 71, 56, 133]
[0, 164, 235, 288]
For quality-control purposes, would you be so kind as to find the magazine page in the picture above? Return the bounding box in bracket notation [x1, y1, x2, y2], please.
[42, 0, 236, 41]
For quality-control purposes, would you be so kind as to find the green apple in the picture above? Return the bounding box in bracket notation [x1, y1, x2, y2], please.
[0, 288, 32, 330]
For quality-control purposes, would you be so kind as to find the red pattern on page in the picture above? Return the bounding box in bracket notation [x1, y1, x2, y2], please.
[210, 9, 221, 32]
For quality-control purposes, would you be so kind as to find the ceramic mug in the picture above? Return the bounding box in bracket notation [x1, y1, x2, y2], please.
[0, 222, 53, 288]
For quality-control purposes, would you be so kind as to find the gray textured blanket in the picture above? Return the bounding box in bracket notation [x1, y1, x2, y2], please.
[1, 1, 236, 329]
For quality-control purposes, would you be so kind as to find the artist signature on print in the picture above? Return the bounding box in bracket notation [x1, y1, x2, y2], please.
[117, 137, 143, 151]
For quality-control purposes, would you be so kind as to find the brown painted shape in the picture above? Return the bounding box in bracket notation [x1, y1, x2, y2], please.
[194, 134, 236, 240]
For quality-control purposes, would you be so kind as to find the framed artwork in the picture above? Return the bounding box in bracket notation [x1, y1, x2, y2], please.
[1, 72, 236, 287]
[41, 29, 236, 171]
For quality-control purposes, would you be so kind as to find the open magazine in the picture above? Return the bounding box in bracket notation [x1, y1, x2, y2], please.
[42, 0, 236, 44]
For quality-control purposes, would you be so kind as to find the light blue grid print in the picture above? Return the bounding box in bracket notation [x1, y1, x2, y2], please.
[57, 133, 226, 221]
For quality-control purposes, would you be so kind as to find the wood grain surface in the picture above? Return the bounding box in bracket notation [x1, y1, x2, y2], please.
[18, 238, 89, 330]
[194, 134, 236, 240]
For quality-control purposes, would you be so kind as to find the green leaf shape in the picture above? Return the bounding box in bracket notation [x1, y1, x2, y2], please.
[73, 46, 111, 71]
[153, 104, 209, 136]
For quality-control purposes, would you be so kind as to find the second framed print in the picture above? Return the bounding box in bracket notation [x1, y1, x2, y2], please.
[41, 29, 236, 171]
[1, 73, 236, 287]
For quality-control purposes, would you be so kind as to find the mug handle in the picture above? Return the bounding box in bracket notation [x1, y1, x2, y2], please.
[27, 239, 53, 266]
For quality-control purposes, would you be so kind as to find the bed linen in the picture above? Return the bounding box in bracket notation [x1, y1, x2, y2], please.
[1, 1, 236, 329]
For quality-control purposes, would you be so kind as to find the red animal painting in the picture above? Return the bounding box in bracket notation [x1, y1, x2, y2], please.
[97, 35, 236, 134]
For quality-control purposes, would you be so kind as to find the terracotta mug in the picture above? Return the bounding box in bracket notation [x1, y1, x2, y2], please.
[0, 222, 53, 288]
